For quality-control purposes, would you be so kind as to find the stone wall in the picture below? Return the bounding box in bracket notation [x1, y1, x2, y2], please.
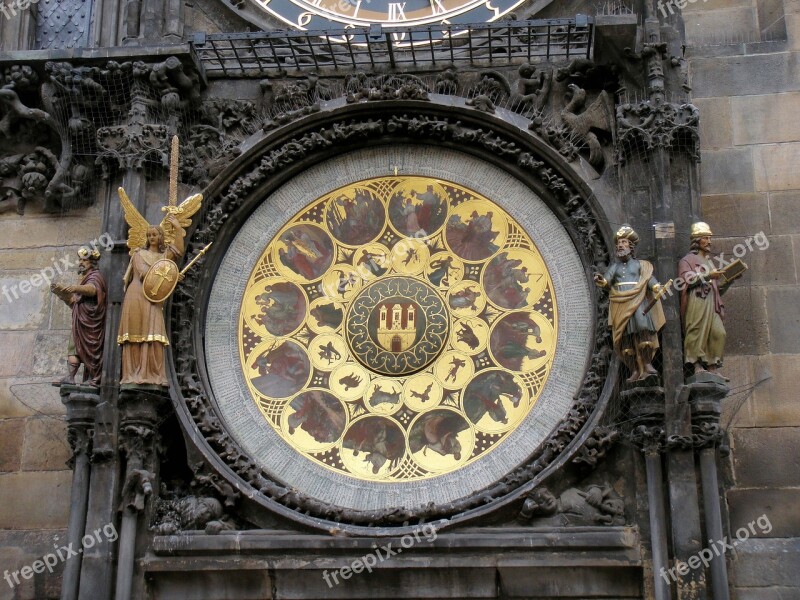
[0, 201, 104, 600]
[686, 0, 800, 597]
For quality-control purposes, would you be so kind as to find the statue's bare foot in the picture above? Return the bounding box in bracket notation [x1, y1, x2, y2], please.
[643, 363, 658, 376]
[707, 365, 730, 382]
[693, 362, 707, 375]
[626, 370, 640, 383]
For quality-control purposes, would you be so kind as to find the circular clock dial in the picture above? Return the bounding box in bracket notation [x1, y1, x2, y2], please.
[251, 0, 527, 31]
[205, 146, 593, 512]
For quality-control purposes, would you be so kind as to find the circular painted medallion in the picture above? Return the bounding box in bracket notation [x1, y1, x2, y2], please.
[346, 276, 449, 377]
[235, 175, 559, 483]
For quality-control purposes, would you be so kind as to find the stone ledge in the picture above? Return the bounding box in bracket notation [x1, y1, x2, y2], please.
[150, 527, 641, 562]
[145, 528, 643, 600]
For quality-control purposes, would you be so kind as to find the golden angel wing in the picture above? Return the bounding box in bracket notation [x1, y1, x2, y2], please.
[161, 192, 203, 228]
[160, 192, 203, 246]
[118, 187, 150, 255]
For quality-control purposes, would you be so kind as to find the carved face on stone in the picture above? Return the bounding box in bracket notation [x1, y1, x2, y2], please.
[697, 235, 711, 253]
[601, 497, 624, 516]
[532, 488, 558, 514]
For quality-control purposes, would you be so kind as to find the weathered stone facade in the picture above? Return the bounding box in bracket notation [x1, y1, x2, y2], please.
[685, 1, 800, 597]
[0, 0, 797, 599]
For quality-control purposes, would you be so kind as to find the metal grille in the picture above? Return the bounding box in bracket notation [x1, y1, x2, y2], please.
[34, 0, 93, 50]
[191, 17, 594, 78]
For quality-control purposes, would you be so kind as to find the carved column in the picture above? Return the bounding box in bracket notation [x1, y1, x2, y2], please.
[59, 387, 100, 600]
[115, 387, 166, 600]
[627, 397, 670, 600]
[77, 401, 118, 600]
[615, 4, 706, 598]
[689, 379, 731, 600]
[78, 59, 151, 600]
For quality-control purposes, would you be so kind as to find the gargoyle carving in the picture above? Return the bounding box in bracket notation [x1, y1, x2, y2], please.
[560, 83, 615, 170]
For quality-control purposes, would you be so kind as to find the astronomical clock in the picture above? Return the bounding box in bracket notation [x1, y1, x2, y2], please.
[201, 147, 596, 517]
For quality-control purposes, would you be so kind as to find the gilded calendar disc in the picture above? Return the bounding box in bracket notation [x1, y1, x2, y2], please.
[237, 176, 558, 482]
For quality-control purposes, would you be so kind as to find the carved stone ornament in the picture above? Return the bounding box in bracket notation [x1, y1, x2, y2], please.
[518, 484, 625, 526]
[120, 468, 155, 514]
[0, 63, 101, 214]
[615, 100, 700, 164]
[345, 73, 430, 104]
[571, 426, 620, 468]
[95, 57, 201, 177]
[629, 424, 665, 455]
[169, 105, 615, 530]
[151, 468, 238, 535]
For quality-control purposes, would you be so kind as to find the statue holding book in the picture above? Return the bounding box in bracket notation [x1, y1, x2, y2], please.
[678, 221, 746, 379]
[50, 247, 108, 386]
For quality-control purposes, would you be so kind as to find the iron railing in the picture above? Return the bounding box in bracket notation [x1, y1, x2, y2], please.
[191, 17, 593, 78]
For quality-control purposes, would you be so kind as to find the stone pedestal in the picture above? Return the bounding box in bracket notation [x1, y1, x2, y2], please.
[59, 385, 100, 600]
[688, 380, 730, 600]
[115, 385, 168, 600]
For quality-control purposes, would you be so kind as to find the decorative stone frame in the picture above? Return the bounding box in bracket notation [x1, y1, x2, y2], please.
[169, 97, 617, 533]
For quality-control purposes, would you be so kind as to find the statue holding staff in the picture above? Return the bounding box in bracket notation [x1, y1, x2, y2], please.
[51, 246, 108, 386]
[594, 225, 666, 383]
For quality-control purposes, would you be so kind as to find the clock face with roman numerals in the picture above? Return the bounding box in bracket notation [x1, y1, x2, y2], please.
[252, 0, 526, 31]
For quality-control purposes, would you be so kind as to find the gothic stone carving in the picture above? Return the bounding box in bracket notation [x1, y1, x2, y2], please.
[571, 426, 620, 468]
[262, 74, 332, 131]
[345, 73, 430, 104]
[560, 84, 615, 170]
[96, 57, 201, 176]
[615, 100, 700, 164]
[0, 64, 94, 214]
[512, 63, 552, 113]
[518, 484, 625, 526]
[151, 465, 241, 534]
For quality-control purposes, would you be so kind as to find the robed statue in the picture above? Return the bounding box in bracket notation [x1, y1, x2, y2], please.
[594, 225, 666, 383]
[117, 137, 203, 387]
[51, 247, 108, 386]
[678, 222, 744, 380]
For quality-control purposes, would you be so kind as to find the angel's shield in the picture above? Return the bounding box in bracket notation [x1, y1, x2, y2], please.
[143, 258, 180, 304]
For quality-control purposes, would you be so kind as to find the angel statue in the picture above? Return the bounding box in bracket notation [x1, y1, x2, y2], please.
[117, 137, 203, 387]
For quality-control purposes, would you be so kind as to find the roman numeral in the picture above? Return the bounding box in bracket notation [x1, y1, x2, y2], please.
[430, 0, 446, 14]
[388, 2, 407, 20]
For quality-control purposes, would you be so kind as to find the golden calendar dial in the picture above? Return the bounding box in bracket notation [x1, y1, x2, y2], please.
[238, 176, 558, 482]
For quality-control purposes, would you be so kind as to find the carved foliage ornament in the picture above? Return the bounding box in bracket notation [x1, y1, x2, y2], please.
[171, 111, 612, 528]
[615, 100, 700, 164]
